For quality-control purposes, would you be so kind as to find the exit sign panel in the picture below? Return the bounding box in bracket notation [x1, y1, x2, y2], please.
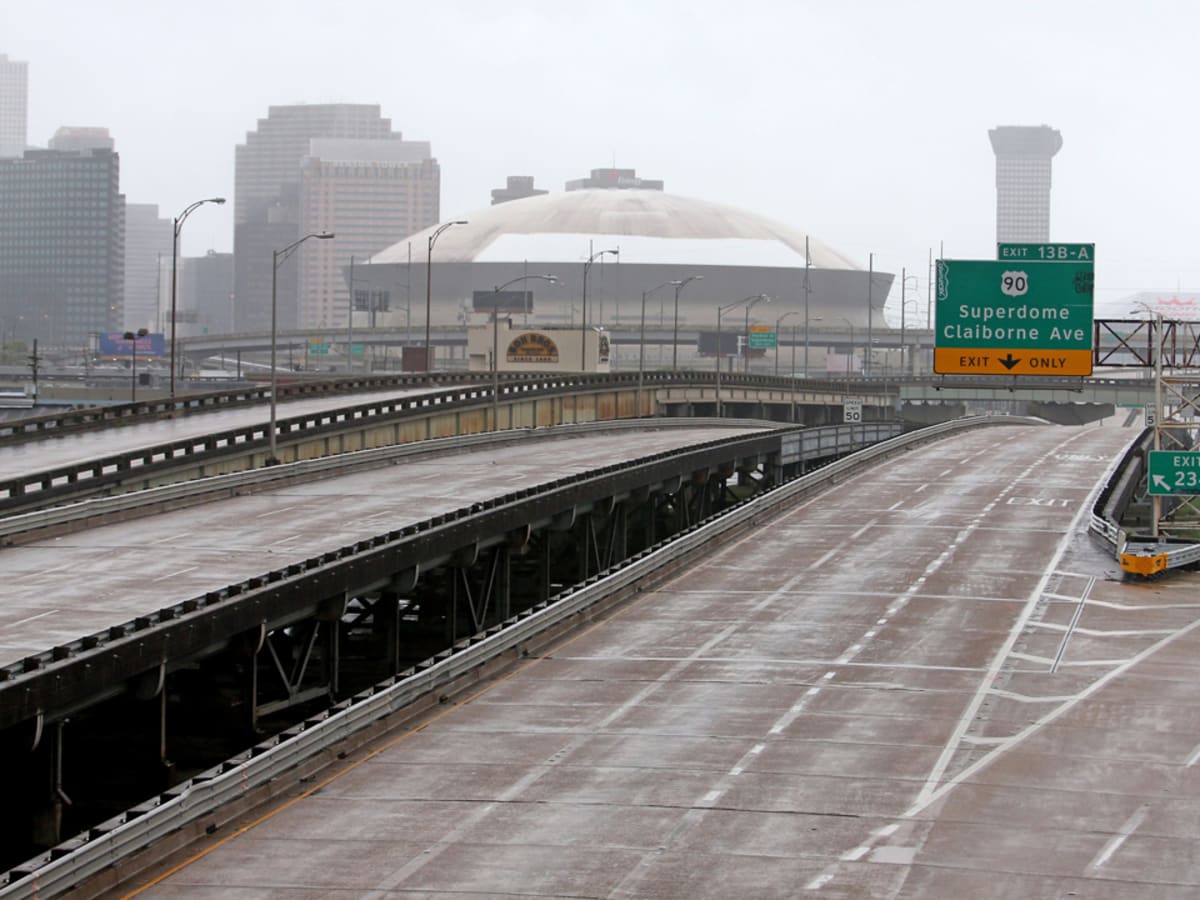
[934, 258, 1094, 376]
[997, 243, 1095, 262]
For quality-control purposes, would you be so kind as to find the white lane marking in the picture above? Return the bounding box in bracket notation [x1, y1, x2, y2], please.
[805, 687, 821, 697]
[887, 500, 904, 511]
[153, 566, 198, 582]
[150, 532, 187, 545]
[1010, 652, 1055, 664]
[1069, 627, 1176, 638]
[987, 689, 1080, 703]
[805, 874, 834, 890]
[1087, 599, 1200, 611]
[255, 505, 300, 519]
[11, 610, 57, 627]
[809, 548, 838, 570]
[840, 845, 871, 861]
[850, 518, 878, 540]
[748, 743, 766, 755]
[962, 735, 1010, 745]
[1050, 576, 1095, 674]
[914, 483, 928, 493]
[1089, 805, 1150, 870]
[701, 790, 722, 805]
[911, 430, 1102, 810]
[1186, 743, 1200, 767]
[875, 824, 900, 838]
[907, 616, 1200, 820]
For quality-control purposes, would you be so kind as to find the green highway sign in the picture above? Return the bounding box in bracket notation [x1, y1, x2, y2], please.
[998, 243, 1094, 262]
[934, 257, 1094, 376]
[1148, 450, 1200, 495]
[308, 341, 330, 355]
[748, 327, 776, 349]
[351, 343, 365, 355]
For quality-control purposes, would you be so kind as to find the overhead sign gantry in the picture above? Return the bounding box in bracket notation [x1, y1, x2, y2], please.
[934, 243, 1095, 376]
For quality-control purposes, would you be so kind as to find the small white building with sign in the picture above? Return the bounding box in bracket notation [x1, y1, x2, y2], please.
[467, 322, 611, 373]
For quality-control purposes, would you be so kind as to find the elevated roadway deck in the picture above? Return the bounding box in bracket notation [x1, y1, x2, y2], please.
[110, 418, 1200, 898]
[0, 386, 453, 482]
[1, 424, 767, 672]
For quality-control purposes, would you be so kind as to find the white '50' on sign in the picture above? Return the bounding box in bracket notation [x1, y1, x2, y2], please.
[1000, 270, 1029, 297]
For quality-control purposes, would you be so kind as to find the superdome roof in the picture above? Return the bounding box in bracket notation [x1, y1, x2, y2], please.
[371, 189, 861, 271]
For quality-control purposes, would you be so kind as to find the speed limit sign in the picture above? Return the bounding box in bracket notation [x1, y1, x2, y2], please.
[844, 397, 863, 423]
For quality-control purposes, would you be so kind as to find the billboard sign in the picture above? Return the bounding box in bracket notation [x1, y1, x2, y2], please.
[98, 332, 165, 356]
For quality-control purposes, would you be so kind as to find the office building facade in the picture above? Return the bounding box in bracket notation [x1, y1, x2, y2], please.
[988, 125, 1062, 244]
[0, 148, 124, 346]
[297, 138, 439, 329]
[124, 203, 172, 332]
[0, 54, 27, 158]
[233, 104, 405, 333]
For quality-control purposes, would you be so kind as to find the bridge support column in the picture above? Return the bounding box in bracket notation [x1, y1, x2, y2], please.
[28, 721, 66, 851]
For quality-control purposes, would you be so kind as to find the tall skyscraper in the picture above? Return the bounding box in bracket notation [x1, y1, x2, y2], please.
[123, 203, 172, 332]
[0, 54, 27, 158]
[0, 147, 125, 346]
[988, 125, 1062, 244]
[297, 138, 439, 329]
[233, 104, 407, 332]
[178, 251, 235, 337]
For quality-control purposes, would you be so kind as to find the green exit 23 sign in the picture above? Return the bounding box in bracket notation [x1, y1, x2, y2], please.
[998, 243, 1094, 262]
[1147, 450, 1200, 495]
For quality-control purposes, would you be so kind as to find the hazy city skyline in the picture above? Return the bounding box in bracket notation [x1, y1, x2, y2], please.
[4, 0, 1199, 319]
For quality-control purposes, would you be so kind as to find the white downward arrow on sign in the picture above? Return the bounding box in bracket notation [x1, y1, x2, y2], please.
[1153, 475, 1170, 491]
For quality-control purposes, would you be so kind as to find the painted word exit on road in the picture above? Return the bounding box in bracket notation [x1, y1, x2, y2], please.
[934, 258, 1094, 376]
[1147, 450, 1200, 495]
[997, 243, 1095, 262]
[748, 326, 776, 349]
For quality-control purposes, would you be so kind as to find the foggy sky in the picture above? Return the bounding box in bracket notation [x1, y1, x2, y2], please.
[4, 0, 1198, 320]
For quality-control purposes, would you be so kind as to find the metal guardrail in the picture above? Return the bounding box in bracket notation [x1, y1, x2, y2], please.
[0, 414, 1037, 899]
[0, 370, 861, 444]
[1088, 427, 1200, 575]
[0, 370, 864, 515]
[0, 372, 500, 443]
[0, 420, 798, 699]
[0, 417, 779, 545]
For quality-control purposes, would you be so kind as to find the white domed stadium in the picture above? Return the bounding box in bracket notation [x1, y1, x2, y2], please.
[359, 183, 890, 327]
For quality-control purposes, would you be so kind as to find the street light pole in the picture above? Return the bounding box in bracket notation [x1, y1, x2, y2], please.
[269, 231, 334, 465]
[898, 269, 920, 375]
[639, 281, 675, 417]
[169, 196, 225, 405]
[774, 311, 799, 376]
[839, 315, 855, 395]
[716, 294, 767, 418]
[425, 220, 468, 373]
[122, 327, 148, 403]
[347, 254, 355, 374]
[581, 248, 619, 371]
[806, 234, 816, 379]
[671, 274, 703, 371]
[490, 274, 556, 430]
